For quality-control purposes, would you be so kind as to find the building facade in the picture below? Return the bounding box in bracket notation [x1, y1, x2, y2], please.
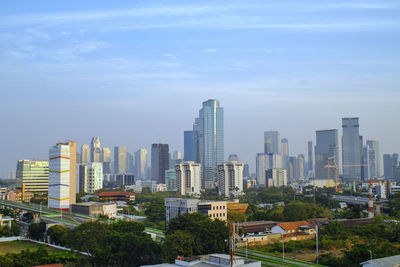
[315, 129, 339, 179]
[81, 144, 90, 164]
[184, 130, 199, 162]
[264, 131, 280, 154]
[256, 153, 282, 186]
[134, 148, 148, 180]
[165, 198, 200, 225]
[114, 146, 127, 174]
[176, 161, 201, 196]
[266, 168, 288, 187]
[151, 144, 169, 184]
[165, 169, 177, 191]
[342, 118, 362, 181]
[90, 137, 102, 162]
[16, 160, 49, 193]
[218, 161, 244, 197]
[366, 139, 380, 179]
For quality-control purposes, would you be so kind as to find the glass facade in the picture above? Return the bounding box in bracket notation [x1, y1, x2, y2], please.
[184, 130, 198, 162]
[342, 118, 362, 181]
[315, 129, 338, 179]
[264, 131, 280, 154]
[16, 160, 49, 193]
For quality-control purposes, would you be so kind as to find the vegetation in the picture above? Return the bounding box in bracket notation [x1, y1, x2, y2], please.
[47, 225, 68, 246]
[0, 221, 19, 237]
[28, 222, 46, 241]
[163, 212, 229, 262]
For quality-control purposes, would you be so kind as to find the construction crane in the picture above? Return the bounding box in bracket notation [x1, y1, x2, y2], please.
[324, 157, 339, 192]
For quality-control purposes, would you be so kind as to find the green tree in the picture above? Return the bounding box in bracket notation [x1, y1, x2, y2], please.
[227, 212, 246, 222]
[65, 221, 109, 254]
[47, 225, 68, 246]
[144, 200, 166, 227]
[28, 222, 46, 241]
[162, 230, 195, 262]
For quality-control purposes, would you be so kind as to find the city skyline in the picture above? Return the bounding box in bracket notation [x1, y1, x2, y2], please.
[1, 0, 400, 178]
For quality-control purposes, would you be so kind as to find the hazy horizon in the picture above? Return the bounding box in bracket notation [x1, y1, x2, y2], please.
[1, 0, 399, 178]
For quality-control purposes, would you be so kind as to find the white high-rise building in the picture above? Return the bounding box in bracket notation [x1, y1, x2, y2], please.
[218, 161, 244, 197]
[256, 153, 282, 186]
[135, 149, 148, 180]
[91, 137, 102, 162]
[176, 161, 201, 196]
[266, 168, 288, 187]
[366, 139, 380, 178]
[49, 144, 71, 210]
[83, 162, 103, 193]
[81, 144, 90, 164]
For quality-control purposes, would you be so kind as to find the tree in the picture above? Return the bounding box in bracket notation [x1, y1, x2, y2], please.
[65, 221, 109, 254]
[47, 225, 68, 246]
[227, 212, 246, 223]
[144, 200, 166, 227]
[28, 222, 46, 241]
[162, 231, 195, 262]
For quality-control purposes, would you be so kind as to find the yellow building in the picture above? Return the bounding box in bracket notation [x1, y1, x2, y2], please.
[16, 160, 49, 193]
[198, 201, 227, 221]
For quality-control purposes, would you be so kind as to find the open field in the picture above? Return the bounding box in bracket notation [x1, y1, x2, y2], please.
[0, 240, 60, 255]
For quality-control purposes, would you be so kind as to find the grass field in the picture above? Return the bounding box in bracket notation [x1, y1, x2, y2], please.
[0, 240, 60, 255]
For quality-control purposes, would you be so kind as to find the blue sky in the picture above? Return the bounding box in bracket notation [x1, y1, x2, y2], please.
[1, 0, 400, 177]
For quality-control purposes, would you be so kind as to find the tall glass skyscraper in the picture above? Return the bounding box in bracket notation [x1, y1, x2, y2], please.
[366, 139, 380, 178]
[315, 129, 338, 179]
[264, 131, 280, 153]
[342, 118, 362, 181]
[184, 130, 198, 162]
[195, 99, 224, 189]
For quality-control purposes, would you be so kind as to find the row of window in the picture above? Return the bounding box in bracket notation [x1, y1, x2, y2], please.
[209, 213, 226, 218]
[212, 205, 226, 210]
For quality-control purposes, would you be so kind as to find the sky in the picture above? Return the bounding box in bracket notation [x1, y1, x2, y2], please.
[1, 0, 400, 178]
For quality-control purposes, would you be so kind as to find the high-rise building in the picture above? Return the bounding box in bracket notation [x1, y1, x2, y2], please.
[115, 173, 134, 187]
[243, 163, 250, 178]
[79, 162, 103, 193]
[315, 129, 339, 179]
[288, 156, 296, 181]
[16, 160, 49, 193]
[342, 118, 362, 181]
[127, 152, 134, 173]
[297, 154, 305, 180]
[393, 154, 399, 168]
[165, 169, 177, 191]
[383, 154, 393, 179]
[76, 152, 81, 164]
[170, 150, 183, 169]
[90, 137, 102, 162]
[256, 153, 282, 186]
[266, 168, 287, 187]
[114, 146, 127, 174]
[307, 141, 313, 174]
[264, 131, 280, 154]
[81, 144, 90, 164]
[175, 161, 201, 196]
[196, 99, 224, 188]
[134, 149, 147, 180]
[151, 144, 169, 184]
[102, 147, 111, 162]
[362, 146, 369, 180]
[366, 139, 380, 178]
[218, 161, 244, 197]
[184, 130, 199, 162]
[281, 138, 289, 171]
[102, 147, 112, 177]
[48, 141, 76, 209]
[228, 154, 239, 162]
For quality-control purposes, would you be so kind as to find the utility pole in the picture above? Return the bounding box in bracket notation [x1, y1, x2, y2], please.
[282, 234, 285, 260]
[315, 225, 319, 264]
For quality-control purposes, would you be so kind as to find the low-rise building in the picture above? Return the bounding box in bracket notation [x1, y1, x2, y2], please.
[71, 202, 117, 218]
[0, 214, 13, 228]
[0, 187, 8, 200]
[152, 183, 167, 193]
[7, 189, 34, 202]
[97, 191, 135, 202]
[165, 198, 200, 225]
[198, 201, 227, 221]
[271, 221, 315, 235]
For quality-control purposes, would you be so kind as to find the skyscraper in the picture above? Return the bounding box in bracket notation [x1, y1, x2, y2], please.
[256, 153, 282, 186]
[16, 160, 49, 193]
[393, 153, 399, 167]
[48, 141, 76, 209]
[264, 131, 280, 154]
[127, 152, 134, 173]
[102, 147, 111, 163]
[307, 141, 313, 174]
[184, 130, 198, 162]
[218, 161, 244, 197]
[176, 161, 201, 196]
[366, 139, 380, 178]
[196, 99, 224, 188]
[81, 144, 90, 164]
[228, 154, 239, 162]
[297, 154, 305, 180]
[151, 144, 169, 184]
[281, 138, 289, 171]
[90, 137, 102, 162]
[79, 162, 103, 193]
[114, 146, 127, 174]
[315, 129, 339, 179]
[342, 118, 362, 181]
[362, 146, 369, 180]
[134, 149, 147, 180]
[383, 154, 393, 179]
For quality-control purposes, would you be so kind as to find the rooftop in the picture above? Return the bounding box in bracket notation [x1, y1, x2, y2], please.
[277, 221, 311, 231]
[98, 191, 135, 197]
[360, 254, 400, 267]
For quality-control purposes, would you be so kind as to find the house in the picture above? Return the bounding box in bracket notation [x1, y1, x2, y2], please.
[271, 221, 315, 235]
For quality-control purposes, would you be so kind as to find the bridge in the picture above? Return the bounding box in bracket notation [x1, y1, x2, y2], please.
[331, 195, 387, 206]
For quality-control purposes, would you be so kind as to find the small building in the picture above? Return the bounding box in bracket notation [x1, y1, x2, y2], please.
[71, 202, 117, 218]
[165, 198, 200, 225]
[271, 221, 315, 235]
[0, 187, 8, 200]
[143, 253, 260, 267]
[152, 183, 167, 193]
[7, 189, 34, 202]
[361, 254, 400, 267]
[198, 201, 227, 221]
[0, 214, 13, 228]
[97, 191, 135, 202]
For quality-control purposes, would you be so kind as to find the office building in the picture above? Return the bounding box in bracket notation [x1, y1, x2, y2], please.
[165, 169, 177, 191]
[114, 146, 127, 174]
[165, 198, 200, 225]
[16, 160, 49, 193]
[315, 129, 339, 180]
[184, 130, 199, 162]
[342, 118, 362, 181]
[383, 154, 393, 179]
[228, 154, 239, 162]
[79, 162, 103, 193]
[135, 149, 148, 180]
[170, 150, 183, 169]
[362, 146, 369, 180]
[81, 144, 90, 164]
[288, 156, 296, 180]
[264, 131, 280, 154]
[266, 168, 287, 187]
[394, 166, 400, 182]
[102, 147, 112, 177]
[218, 161, 244, 197]
[307, 141, 313, 174]
[176, 161, 201, 196]
[195, 99, 224, 188]
[76, 152, 81, 164]
[243, 163, 250, 178]
[366, 139, 380, 179]
[256, 153, 282, 186]
[151, 144, 169, 184]
[281, 138, 289, 171]
[393, 154, 399, 168]
[127, 152, 134, 173]
[297, 154, 305, 180]
[102, 147, 111, 163]
[90, 137, 102, 162]
[116, 173, 134, 187]
[197, 201, 227, 221]
[71, 202, 116, 218]
[48, 141, 76, 210]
